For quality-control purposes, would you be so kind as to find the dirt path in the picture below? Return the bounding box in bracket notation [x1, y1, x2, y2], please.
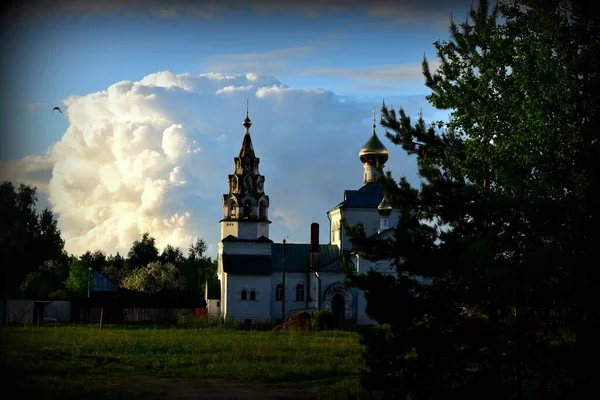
[101, 375, 316, 399]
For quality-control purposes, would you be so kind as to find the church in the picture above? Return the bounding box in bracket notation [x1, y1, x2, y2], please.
[205, 105, 401, 325]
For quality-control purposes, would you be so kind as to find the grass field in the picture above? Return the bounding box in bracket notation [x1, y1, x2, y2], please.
[1, 324, 368, 399]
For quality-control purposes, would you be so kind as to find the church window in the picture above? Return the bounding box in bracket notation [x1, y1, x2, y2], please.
[296, 284, 305, 301]
[257, 177, 264, 192]
[244, 175, 252, 191]
[241, 289, 247, 300]
[259, 201, 267, 218]
[243, 201, 252, 218]
[249, 290, 256, 301]
[275, 284, 283, 301]
[229, 203, 236, 218]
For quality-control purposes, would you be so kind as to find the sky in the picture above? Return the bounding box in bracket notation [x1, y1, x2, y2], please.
[0, 0, 471, 259]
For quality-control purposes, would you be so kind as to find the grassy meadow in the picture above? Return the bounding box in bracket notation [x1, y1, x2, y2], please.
[1, 323, 367, 399]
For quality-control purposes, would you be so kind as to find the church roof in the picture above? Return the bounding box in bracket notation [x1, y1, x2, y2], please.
[221, 235, 273, 243]
[372, 227, 396, 239]
[238, 132, 255, 158]
[222, 254, 273, 275]
[329, 182, 385, 211]
[221, 243, 348, 275]
[271, 244, 346, 273]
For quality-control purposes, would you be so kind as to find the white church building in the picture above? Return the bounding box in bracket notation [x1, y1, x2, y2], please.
[205, 106, 401, 325]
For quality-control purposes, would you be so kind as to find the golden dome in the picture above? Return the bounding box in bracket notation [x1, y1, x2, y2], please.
[359, 105, 388, 166]
[359, 130, 388, 166]
[377, 196, 392, 216]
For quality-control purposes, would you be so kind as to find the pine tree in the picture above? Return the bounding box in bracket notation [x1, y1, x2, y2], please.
[346, 0, 599, 398]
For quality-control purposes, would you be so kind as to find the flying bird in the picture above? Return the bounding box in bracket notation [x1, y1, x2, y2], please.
[52, 107, 63, 114]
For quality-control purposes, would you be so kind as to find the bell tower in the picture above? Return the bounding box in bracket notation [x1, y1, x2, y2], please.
[220, 101, 271, 240]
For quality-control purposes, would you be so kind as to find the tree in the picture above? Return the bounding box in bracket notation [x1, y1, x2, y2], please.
[81, 250, 108, 272]
[160, 244, 185, 266]
[19, 259, 69, 299]
[127, 232, 159, 270]
[121, 261, 186, 294]
[345, 0, 598, 398]
[65, 257, 93, 298]
[180, 238, 217, 294]
[188, 238, 208, 262]
[0, 182, 67, 324]
[102, 252, 127, 285]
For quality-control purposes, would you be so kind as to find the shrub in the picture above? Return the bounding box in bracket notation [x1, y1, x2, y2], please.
[314, 310, 335, 330]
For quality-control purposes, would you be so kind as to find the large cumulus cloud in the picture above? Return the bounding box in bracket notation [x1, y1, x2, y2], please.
[2, 71, 434, 257]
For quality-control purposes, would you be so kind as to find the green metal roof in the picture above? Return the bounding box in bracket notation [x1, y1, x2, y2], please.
[271, 244, 346, 273]
[222, 254, 272, 275]
[220, 244, 349, 275]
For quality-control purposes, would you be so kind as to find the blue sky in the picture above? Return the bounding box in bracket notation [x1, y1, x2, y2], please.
[0, 0, 471, 257]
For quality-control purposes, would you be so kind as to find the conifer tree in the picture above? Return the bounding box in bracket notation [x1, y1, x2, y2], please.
[345, 0, 599, 398]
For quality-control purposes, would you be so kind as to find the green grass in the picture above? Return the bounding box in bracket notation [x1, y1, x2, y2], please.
[1, 324, 369, 399]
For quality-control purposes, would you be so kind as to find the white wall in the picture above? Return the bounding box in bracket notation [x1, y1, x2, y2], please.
[220, 221, 270, 240]
[206, 299, 220, 316]
[223, 274, 272, 323]
[270, 272, 309, 320]
[331, 208, 401, 253]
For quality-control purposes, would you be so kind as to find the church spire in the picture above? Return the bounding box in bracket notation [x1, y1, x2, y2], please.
[239, 100, 255, 158]
[372, 104, 376, 132]
[243, 98, 252, 134]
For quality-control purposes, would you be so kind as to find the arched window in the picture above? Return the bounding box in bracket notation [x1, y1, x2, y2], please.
[241, 289, 247, 300]
[229, 202, 236, 218]
[257, 176, 264, 192]
[275, 284, 283, 301]
[296, 284, 305, 301]
[249, 290, 256, 301]
[244, 175, 252, 191]
[259, 201, 266, 219]
[243, 201, 252, 218]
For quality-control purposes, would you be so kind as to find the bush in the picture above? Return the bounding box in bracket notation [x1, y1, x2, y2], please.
[313, 310, 335, 330]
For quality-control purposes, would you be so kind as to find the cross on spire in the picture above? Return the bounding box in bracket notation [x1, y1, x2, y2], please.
[243, 99, 252, 132]
[373, 105, 376, 128]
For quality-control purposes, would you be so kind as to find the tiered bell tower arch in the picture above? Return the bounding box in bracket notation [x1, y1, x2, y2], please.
[220, 101, 271, 240]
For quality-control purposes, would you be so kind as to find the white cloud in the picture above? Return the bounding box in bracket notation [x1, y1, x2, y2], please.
[0, 154, 54, 193]
[4, 71, 439, 258]
[204, 47, 317, 75]
[297, 61, 443, 90]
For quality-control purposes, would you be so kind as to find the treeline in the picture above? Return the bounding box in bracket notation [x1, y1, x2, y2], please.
[1, 181, 216, 302]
